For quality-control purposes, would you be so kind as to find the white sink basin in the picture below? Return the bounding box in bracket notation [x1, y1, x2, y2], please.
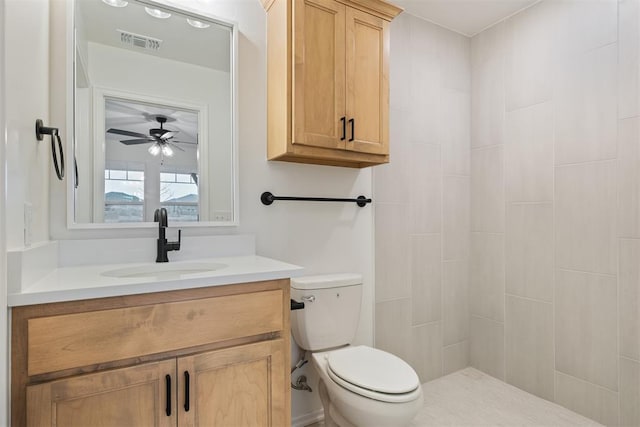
[101, 262, 227, 279]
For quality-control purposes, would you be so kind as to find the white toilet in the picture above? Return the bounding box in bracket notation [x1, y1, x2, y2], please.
[290, 274, 423, 427]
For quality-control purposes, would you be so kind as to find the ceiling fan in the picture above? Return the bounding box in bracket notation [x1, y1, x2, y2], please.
[106, 115, 196, 157]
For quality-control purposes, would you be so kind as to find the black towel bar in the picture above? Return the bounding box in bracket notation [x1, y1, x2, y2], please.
[261, 192, 372, 207]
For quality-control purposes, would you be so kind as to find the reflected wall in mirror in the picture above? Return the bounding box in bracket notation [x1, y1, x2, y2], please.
[73, 0, 236, 226]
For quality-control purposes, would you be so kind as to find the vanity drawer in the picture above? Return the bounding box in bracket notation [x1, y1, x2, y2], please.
[27, 289, 283, 376]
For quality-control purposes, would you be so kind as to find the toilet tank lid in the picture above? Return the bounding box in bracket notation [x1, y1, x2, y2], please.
[291, 273, 362, 290]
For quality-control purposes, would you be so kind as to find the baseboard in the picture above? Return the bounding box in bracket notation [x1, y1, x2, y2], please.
[292, 409, 324, 427]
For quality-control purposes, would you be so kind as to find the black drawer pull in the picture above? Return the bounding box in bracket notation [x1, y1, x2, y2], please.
[165, 374, 171, 416]
[340, 116, 346, 141]
[184, 371, 190, 412]
[349, 118, 355, 142]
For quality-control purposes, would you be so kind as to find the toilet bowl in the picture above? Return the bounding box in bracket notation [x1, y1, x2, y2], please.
[311, 346, 424, 427]
[290, 274, 423, 427]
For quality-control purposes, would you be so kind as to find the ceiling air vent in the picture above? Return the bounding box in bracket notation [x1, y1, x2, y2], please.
[118, 29, 162, 51]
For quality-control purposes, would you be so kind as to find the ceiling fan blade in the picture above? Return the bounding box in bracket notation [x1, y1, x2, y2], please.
[168, 142, 185, 152]
[171, 140, 198, 145]
[120, 139, 152, 145]
[160, 131, 178, 140]
[107, 128, 149, 138]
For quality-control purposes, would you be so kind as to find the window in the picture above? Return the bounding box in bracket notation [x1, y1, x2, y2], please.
[160, 172, 199, 222]
[104, 168, 145, 223]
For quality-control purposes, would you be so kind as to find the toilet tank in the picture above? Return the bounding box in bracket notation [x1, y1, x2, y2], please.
[290, 273, 363, 351]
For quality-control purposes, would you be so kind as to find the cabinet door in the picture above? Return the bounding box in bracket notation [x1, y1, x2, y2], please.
[26, 360, 176, 427]
[178, 339, 287, 427]
[345, 7, 389, 155]
[293, 0, 346, 150]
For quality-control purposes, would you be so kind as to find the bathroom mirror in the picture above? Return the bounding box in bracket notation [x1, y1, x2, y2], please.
[72, 0, 237, 227]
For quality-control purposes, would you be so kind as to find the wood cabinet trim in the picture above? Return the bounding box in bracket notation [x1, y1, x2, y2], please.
[263, 0, 402, 21]
[335, 0, 402, 21]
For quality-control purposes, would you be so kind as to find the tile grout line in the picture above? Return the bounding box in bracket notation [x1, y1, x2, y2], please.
[554, 158, 618, 168]
[552, 42, 558, 403]
[555, 267, 617, 279]
[504, 292, 553, 306]
[440, 111, 445, 378]
[555, 369, 620, 396]
[470, 313, 505, 325]
[615, 2, 621, 421]
[501, 38, 507, 382]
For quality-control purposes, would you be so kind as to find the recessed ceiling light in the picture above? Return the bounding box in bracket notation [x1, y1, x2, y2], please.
[145, 7, 171, 19]
[187, 18, 210, 29]
[102, 0, 128, 7]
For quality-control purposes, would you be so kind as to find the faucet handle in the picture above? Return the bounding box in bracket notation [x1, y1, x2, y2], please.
[168, 229, 181, 252]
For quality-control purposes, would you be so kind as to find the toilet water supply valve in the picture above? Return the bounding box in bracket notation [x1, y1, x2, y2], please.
[291, 353, 312, 392]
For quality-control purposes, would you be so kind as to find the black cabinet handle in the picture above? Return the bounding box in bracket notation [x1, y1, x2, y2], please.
[165, 374, 172, 416]
[340, 117, 346, 141]
[184, 371, 190, 412]
[349, 118, 355, 142]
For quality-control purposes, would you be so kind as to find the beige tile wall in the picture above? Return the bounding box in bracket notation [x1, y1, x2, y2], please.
[469, 0, 640, 425]
[377, 2, 639, 425]
[374, 13, 470, 384]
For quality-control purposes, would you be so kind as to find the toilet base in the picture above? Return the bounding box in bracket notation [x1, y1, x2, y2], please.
[312, 351, 423, 427]
[319, 379, 355, 427]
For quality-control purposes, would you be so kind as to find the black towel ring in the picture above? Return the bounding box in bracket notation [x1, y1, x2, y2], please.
[35, 119, 65, 180]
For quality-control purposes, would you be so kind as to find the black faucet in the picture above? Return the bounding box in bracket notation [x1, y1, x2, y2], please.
[154, 208, 181, 262]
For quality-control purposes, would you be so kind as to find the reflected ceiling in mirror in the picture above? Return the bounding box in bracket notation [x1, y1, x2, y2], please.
[73, 0, 236, 227]
[103, 98, 200, 223]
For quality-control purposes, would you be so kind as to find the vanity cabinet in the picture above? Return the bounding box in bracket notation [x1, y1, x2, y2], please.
[27, 360, 177, 427]
[263, 0, 402, 168]
[12, 280, 290, 427]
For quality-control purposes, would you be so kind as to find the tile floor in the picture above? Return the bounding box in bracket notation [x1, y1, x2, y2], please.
[306, 368, 600, 426]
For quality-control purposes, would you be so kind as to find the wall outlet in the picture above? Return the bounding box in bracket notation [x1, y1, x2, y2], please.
[213, 211, 232, 221]
[24, 203, 33, 247]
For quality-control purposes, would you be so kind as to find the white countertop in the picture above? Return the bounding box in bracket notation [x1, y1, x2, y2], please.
[8, 255, 304, 307]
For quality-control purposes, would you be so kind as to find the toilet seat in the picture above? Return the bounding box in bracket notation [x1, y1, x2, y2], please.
[325, 346, 421, 403]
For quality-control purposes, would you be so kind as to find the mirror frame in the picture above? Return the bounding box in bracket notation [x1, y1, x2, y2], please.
[66, 0, 239, 230]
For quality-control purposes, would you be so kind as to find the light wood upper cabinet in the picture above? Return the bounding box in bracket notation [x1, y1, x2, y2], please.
[12, 280, 291, 427]
[293, 0, 346, 151]
[265, 0, 401, 168]
[346, 8, 388, 155]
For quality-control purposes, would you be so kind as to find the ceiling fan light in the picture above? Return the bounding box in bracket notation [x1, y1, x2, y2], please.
[102, 0, 128, 7]
[187, 18, 210, 29]
[145, 7, 171, 19]
[162, 145, 174, 157]
[148, 143, 161, 156]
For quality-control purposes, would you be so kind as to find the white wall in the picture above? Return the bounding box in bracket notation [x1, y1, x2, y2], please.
[0, 0, 9, 422]
[4, 1, 56, 423]
[40, 0, 374, 423]
[5, 0, 51, 250]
